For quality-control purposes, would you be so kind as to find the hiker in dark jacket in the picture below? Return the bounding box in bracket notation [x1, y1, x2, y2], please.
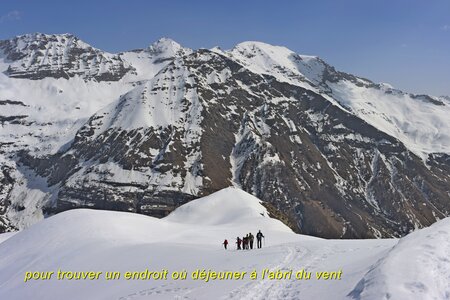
[236, 237, 242, 250]
[223, 239, 229, 249]
[256, 230, 264, 248]
[249, 232, 254, 249]
[242, 235, 248, 250]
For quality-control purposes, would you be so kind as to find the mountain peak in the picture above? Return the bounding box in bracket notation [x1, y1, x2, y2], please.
[152, 37, 180, 46]
[13, 32, 75, 39]
[148, 37, 184, 55]
[225, 40, 327, 89]
[1, 32, 94, 56]
[231, 40, 320, 64]
[231, 41, 299, 58]
[10, 32, 80, 46]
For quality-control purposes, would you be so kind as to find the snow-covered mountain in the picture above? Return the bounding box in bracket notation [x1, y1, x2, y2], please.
[0, 188, 449, 299]
[1, 33, 449, 238]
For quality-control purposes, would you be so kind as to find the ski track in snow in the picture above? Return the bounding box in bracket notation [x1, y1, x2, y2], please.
[226, 244, 335, 300]
[117, 283, 192, 300]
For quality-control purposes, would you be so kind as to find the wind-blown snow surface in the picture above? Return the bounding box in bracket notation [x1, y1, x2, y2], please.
[0, 187, 448, 300]
[348, 217, 450, 300]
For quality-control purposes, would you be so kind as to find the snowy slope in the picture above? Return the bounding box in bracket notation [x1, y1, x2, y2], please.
[119, 38, 193, 82]
[165, 188, 289, 232]
[0, 187, 448, 299]
[329, 81, 450, 159]
[0, 188, 301, 300]
[224, 41, 450, 159]
[224, 41, 325, 88]
[78, 57, 200, 136]
[348, 216, 450, 300]
[0, 71, 134, 155]
[0, 35, 192, 156]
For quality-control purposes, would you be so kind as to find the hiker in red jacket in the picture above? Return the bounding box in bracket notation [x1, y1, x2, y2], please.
[223, 239, 229, 249]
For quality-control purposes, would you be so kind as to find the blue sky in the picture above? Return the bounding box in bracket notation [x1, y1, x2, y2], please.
[1, 0, 449, 96]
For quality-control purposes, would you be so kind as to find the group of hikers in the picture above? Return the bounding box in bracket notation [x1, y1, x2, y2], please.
[222, 230, 265, 250]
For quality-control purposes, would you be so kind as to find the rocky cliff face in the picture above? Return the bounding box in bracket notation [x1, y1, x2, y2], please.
[1, 34, 449, 238]
[0, 33, 132, 81]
